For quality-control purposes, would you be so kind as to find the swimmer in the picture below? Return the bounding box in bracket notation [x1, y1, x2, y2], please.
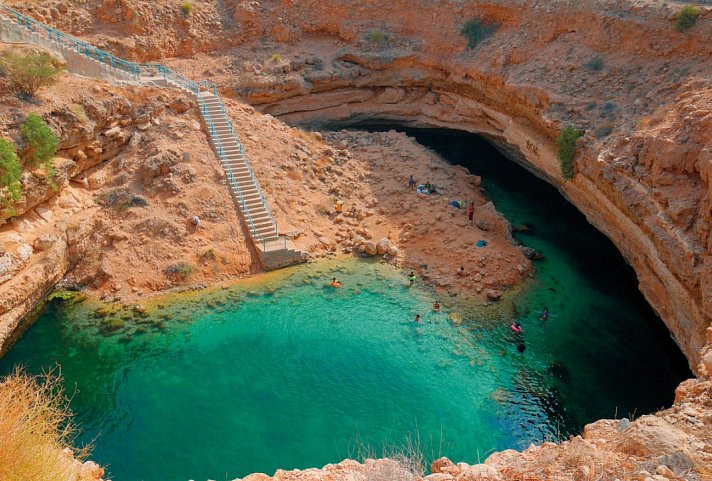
[433, 301, 441, 312]
[330, 277, 342, 288]
[517, 343, 526, 353]
[539, 307, 549, 321]
[510, 321, 523, 334]
[414, 314, 421, 323]
[408, 272, 416, 286]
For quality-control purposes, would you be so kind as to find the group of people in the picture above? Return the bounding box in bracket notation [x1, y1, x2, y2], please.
[409, 175, 477, 222]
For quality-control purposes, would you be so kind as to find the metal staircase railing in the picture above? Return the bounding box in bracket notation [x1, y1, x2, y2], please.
[0, 3, 283, 251]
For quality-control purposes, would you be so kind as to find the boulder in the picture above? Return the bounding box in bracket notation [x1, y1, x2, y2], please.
[456, 463, 502, 481]
[615, 415, 693, 457]
[169, 96, 194, 113]
[87, 171, 107, 190]
[80, 460, 104, 480]
[33, 234, 59, 252]
[387, 245, 398, 256]
[431, 457, 460, 477]
[242, 474, 271, 481]
[363, 241, 378, 256]
[486, 289, 502, 301]
[376, 238, 390, 255]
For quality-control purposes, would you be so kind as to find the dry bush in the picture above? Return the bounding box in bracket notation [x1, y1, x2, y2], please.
[0, 367, 95, 481]
[352, 434, 426, 481]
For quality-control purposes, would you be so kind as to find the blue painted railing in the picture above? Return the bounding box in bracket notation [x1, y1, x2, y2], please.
[0, 4, 281, 245]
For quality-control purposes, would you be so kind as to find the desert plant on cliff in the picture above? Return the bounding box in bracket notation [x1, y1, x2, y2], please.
[165, 262, 196, 280]
[367, 29, 387, 44]
[460, 19, 498, 49]
[674, 5, 700, 32]
[21, 113, 59, 187]
[0, 50, 62, 97]
[557, 125, 582, 180]
[181, 1, 193, 16]
[271, 53, 281, 63]
[0, 368, 96, 481]
[0, 138, 22, 216]
[99, 188, 148, 211]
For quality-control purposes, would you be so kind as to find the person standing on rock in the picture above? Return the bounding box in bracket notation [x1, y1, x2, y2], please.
[408, 175, 416, 190]
[468, 202, 475, 221]
[408, 271, 417, 286]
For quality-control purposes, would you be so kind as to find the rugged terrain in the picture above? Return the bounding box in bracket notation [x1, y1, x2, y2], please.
[1, 0, 712, 480]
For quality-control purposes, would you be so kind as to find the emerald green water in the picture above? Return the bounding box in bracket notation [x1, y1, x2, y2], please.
[0, 129, 690, 481]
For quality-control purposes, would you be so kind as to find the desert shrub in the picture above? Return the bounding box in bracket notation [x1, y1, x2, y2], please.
[557, 125, 582, 180]
[165, 262, 195, 280]
[271, 53, 281, 62]
[181, 2, 193, 16]
[98, 188, 148, 211]
[21, 113, 59, 186]
[0, 138, 22, 216]
[674, 5, 700, 32]
[367, 29, 386, 44]
[0, 368, 95, 481]
[583, 56, 604, 72]
[585, 101, 598, 111]
[460, 19, 498, 48]
[353, 435, 426, 481]
[594, 120, 614, 138]
[200, 248, 217, 262]
[0, 50, 62, 96]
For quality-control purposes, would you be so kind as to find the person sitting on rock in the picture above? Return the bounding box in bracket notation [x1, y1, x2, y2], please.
[456, 266, 468, 276]
[330, 277, 342, 288]
[433, 301, 441, 312]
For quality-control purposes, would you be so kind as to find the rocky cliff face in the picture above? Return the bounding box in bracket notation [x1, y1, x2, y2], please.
[107, 0, 709, 370]
[3, 0, 712, 479]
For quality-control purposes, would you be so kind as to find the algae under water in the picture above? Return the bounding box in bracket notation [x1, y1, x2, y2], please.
[0, 129, 690, 481]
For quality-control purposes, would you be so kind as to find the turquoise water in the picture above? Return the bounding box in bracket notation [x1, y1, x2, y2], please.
[0, 129, 690, 481]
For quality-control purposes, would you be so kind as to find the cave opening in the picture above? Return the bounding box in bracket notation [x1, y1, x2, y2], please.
[349, 122, 692, 415]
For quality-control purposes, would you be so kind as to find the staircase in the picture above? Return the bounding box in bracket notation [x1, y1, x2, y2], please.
[0, 5, 306, 269]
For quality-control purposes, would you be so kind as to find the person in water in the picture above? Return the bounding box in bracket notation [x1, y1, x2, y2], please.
[330, 277, 342, 287]
[517, 343, 526, 353]
[408, 272, 416, 286]
[433, 301, 441, 311]
[414, 314, 421, 323]
[539, 307, 549, 321]
[510, 321, 523, 334]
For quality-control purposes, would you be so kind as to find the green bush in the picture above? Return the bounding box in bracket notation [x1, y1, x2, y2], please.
[557, 125, 582, 180]
[165, 262, 195, 280]
[460, 19, 498, 49]
[181, 2, 193, 16]
[674, 5, 700, 32]
[0, 138, 22, 216]
[271, 53, 281, 63]
[0, 50, 62, 96]
[21, 113, 59, 186]
[367, 30, 386, 43]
